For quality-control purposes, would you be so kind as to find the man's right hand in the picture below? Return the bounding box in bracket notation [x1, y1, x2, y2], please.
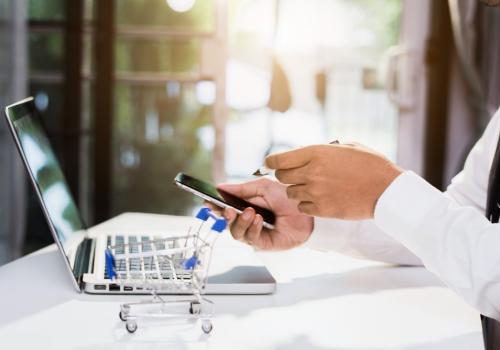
[212, 178, 314, 250]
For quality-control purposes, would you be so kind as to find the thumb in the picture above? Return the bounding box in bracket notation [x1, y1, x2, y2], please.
[217, 179, 265, 199]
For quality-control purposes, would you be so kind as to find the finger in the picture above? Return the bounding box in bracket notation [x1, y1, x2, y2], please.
[275, 166, 309, 185]
[286, 184, 312, 201]
[217, 178, 269, 199]
[244, 214, 263, 245]
[265, 146, 316, 170]
[223, 207, 237, 225]
[297, 201, 319, 216]
[229, 208, 255, 241]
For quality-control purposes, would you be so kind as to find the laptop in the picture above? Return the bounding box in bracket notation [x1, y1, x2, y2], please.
[4, 97, 276, 295]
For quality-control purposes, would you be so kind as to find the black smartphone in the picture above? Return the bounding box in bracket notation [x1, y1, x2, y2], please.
[174, 173, 276, 229]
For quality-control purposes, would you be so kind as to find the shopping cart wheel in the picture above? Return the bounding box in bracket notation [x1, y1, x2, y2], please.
[119, 311, 127, 322]
[202, 320, 213, 334]
[190, 301, 201, 314]
[126, 320, 137, 333]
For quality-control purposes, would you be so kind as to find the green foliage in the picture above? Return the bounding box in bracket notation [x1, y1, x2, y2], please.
[29, 0, 65, 20]
[115, 38, 200, 73]
[29, 33, 64, 73]
[112, 83, 213, 216]
[112, 0, 215, 215]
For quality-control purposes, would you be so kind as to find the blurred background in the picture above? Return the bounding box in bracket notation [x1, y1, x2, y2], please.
[0, 0, 500, 265]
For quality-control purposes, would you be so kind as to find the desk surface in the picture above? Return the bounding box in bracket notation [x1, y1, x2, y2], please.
[0, 213, 483, 350]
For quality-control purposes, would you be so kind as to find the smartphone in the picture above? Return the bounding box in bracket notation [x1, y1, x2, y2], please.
[174, 172, 276, 230]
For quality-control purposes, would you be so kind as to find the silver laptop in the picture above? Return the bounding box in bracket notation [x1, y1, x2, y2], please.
[4, 97, 276, 295]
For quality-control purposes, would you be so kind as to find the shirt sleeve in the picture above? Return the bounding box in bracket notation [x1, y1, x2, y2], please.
[369, 108, 500, 319]
[306, 111, 500, 278]
[374, 171, 500, 320]
[445, 107, 500, 211]
[306, 217, 422, 266]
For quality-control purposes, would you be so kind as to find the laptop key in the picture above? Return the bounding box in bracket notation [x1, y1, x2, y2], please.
[116, 259, 126, 271]
[115, 235, 125, 254]
[128, 236, 139, 254]
[129, 258, 141, 271]
[141, 236, 152, 252]
[153, 236, 166, 250]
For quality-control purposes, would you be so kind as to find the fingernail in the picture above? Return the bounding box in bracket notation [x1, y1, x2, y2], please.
[254, 215, 262, 225]
[242, 210, 252, 220]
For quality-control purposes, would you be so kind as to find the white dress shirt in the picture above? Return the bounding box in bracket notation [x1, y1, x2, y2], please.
[306, 108, 500, 321]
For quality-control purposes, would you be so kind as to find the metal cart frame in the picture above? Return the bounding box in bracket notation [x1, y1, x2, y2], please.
[105, 208, 227, 334]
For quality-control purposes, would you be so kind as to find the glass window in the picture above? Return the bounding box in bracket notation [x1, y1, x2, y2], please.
[112, 0, 217, 216]
[29, 32, 65, 73]
[20, 1, 68, 261]
[116, 0, 214, 32]
[82, 34, 94, 77]
[112, 82, 214, 216]
[115, 38, 201, 74]
[29, 0, 65, 20]
[84, 0, 94, 21]
[225, 0, 402, 181]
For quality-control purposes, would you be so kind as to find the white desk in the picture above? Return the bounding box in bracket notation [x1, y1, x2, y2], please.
[0, 214, 483, 350]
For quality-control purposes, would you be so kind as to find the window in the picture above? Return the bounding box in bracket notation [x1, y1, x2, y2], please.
[1, 0, 404, 261]
[111, 0, 220, 216]
[26, 0, 69, 253]
[226, 0, 402, 180]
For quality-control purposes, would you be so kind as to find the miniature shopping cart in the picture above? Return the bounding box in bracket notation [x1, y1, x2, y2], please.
[105, 207, 227, 334]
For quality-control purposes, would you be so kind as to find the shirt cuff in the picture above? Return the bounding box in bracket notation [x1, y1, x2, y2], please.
[305, 217, 353, 252]
[374, 171, 444, 250]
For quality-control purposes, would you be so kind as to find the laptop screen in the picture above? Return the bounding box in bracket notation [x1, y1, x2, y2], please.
[5, 98, 85, 288]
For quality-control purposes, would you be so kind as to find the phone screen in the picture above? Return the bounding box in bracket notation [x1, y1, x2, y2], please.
[174, 173, 276, 226]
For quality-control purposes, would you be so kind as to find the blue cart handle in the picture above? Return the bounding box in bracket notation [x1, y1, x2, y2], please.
[105, 248, 116, 280]
[195, 207, 227, 233]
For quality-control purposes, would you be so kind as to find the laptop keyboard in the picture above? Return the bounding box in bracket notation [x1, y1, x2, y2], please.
[105, 234, 191, 281]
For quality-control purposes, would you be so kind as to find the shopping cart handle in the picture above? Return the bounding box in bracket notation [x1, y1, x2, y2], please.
[183, 255, 198, 270]
[196, 207, 212, 221]
[196, 207, 227, 233]
[105, 248, 116, 280]
[211, 219, 227, 233]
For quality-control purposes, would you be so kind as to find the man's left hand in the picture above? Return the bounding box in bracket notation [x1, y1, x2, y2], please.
[265, 143, 403, 220]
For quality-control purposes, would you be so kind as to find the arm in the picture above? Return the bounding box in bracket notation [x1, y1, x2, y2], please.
[267, 110, 500, 319]
[305, 110, 500, 267]
[306, 218, 423, 266]
[372, 111, 500, 320]
[375, 171, 500, 320]
[219, 110, 495, 266]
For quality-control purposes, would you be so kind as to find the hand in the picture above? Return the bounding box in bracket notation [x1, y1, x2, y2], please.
[266, 143, 403, 220]
[209, 177, 314, 251]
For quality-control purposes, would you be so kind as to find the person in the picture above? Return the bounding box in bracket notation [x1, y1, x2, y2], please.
[212, 1, 500, 346]
[216, 108, 500, 346]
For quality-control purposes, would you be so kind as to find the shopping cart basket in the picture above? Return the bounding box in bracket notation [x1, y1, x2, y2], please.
[105, 207, 227, 334]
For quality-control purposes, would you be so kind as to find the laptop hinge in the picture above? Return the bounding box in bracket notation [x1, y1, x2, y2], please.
[74, 238, 94, 285]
